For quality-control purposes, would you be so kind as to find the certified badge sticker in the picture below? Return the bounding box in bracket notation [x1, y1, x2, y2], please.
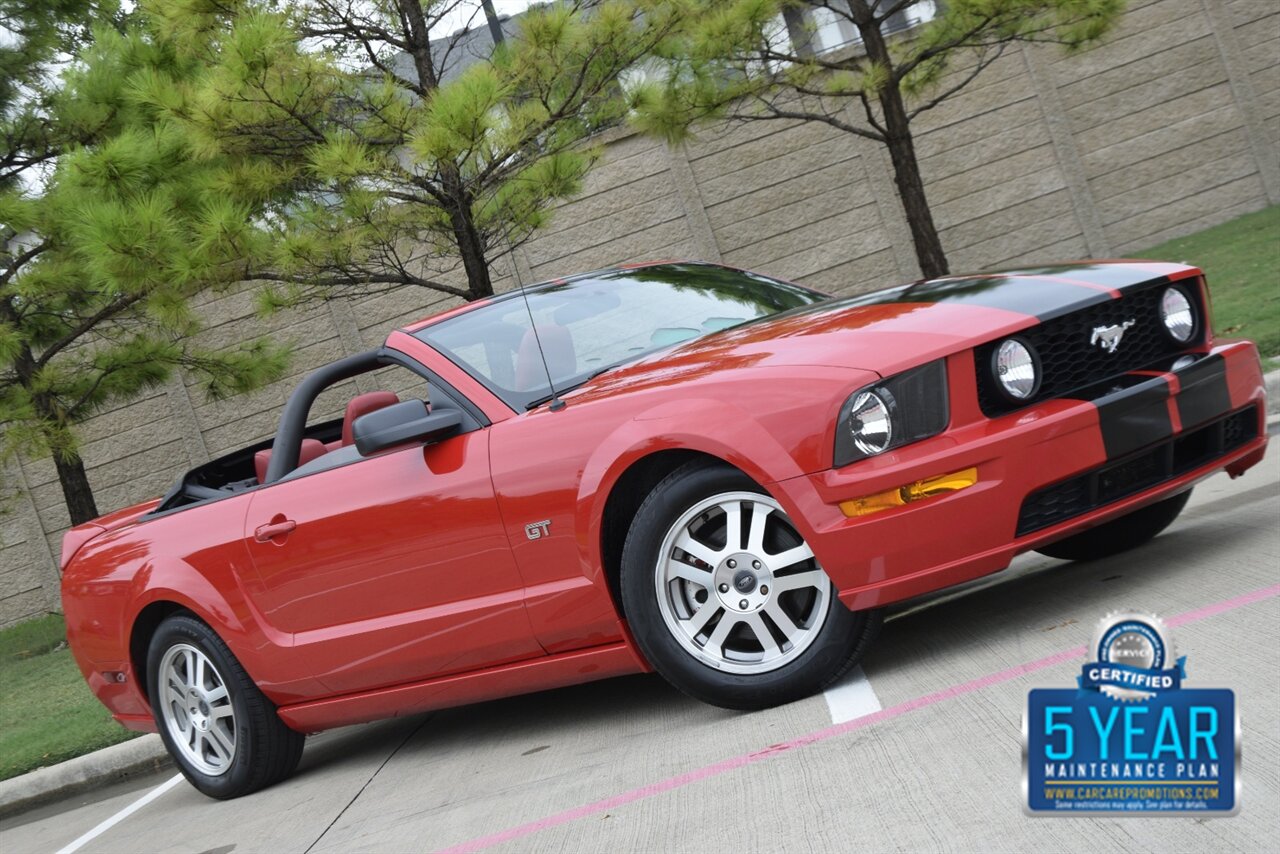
[1085, 611, 1182, 701]
[1023, 611, 1240, 815]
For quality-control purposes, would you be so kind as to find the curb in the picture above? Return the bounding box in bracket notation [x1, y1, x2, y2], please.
[0, 735, 172, 821]
[1265, 368, 1280, 415]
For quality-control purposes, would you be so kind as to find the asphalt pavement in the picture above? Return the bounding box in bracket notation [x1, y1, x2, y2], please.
[3, 446, 1277, 854]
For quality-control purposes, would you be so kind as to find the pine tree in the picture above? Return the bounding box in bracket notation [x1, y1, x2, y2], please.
[143, 0, 684, 306]
[631, 0, 1124, 278]
[1, 7, 289, 526]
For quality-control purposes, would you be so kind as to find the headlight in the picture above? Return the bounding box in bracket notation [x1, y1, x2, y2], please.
[847, 390, 893, 456]
[992, 338, 1040, 402]
[835, 360, 948, 467]
[1160, 286, 1195, 342]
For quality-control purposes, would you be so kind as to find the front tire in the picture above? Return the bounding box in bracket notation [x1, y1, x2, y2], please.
[1035, 489, 1192, 562]
[147, 614, 304, 799]
[621, 462, 880, 710]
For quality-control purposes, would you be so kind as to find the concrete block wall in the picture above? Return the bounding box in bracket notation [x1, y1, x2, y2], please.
[1, 0, 1276, 624]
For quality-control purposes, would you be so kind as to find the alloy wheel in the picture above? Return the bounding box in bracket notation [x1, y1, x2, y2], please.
[653, 491, 833, 675]
[158, 643, 237, 776]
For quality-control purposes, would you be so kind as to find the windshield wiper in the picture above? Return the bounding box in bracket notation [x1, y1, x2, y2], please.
[524, 365, 616, 411]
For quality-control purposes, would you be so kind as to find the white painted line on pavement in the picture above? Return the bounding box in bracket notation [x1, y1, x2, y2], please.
[55, 773, 183, 854]
[822, 665, 882, 724]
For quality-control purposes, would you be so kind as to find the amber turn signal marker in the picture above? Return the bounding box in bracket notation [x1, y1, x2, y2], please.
[839, 467, 978, 517]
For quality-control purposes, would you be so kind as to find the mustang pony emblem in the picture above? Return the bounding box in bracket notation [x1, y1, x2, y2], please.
[1090, 320, 1136, 353]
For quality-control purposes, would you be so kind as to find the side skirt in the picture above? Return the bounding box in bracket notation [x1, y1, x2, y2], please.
[277, 643, 645, 732]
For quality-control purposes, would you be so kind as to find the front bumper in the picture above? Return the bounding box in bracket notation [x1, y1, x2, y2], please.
[772, 340, 1268, 611]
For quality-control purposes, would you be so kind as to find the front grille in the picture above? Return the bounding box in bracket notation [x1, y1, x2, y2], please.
[1016, 406, 1258, 536]
[975, 282, 1200, 417]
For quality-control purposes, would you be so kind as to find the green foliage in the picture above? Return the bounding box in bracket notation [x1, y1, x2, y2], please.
[1136, 205, 1280, 358]
[1, 4, 291, 519]
[631, 0, 1123, 278]
[0, 613, 141, 781]
[142, 0, 685, 303]
[1, 1, 124, 192]
[634, 0, 1123, 144]
[0, 612, 66, 659]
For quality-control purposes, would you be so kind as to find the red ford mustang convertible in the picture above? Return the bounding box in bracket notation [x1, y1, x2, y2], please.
[61, 261, 1267, 797]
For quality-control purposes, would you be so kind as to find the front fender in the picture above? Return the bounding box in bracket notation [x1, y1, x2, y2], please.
[575, 365, 878, 583]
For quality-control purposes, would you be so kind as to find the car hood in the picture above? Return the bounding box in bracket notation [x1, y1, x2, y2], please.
[578, 261, 1196, 391]
[653, 298, 1030, 376]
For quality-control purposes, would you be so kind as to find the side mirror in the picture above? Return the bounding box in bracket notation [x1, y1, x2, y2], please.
[351, 400, 462, 456]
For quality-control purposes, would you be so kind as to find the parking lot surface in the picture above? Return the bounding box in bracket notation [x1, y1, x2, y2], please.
[3, 450, 1277, 853]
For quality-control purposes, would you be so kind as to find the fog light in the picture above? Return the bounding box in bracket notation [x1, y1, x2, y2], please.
[840, 467, 979, 517]
[993, 339, 1040, 401]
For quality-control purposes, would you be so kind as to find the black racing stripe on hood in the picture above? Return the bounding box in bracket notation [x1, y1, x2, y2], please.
[892, 276, 1113, 322]
[978, 264, 1172, 290]
[1174, 354, 1231, 430]
[761, 266, 1177, 328]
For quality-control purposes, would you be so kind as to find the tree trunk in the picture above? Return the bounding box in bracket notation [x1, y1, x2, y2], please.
[445, 180, 495, 301]
[881, 119, 949, 278]
[398, 0, 495, 301]
[33, 391, 100, 525]
[452, 214, 494, 300]
[853, 4, 950, 279]
[53, 451, 100, 526]
[398, 0, 440, 88]
[481, 0, 505, 45]
[7, 333, 102, 526]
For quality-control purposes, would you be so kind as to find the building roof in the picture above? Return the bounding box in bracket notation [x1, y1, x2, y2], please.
[387, 7, 530, 87]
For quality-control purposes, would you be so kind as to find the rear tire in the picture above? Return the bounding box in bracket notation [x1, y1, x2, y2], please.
[147, 614, 304, 799]
[1035, 489, 1192, 562]
[621, 461, 880, 710]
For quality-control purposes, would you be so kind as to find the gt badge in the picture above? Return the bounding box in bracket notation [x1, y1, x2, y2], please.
[1090, 320, 1136, 353]
[525, 520, 551, 540]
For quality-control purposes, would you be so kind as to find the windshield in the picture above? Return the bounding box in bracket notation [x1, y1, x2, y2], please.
[414, 263, 826, 410]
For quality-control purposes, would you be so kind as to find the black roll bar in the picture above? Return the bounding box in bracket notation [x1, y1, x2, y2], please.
[262, 349, 385, 484]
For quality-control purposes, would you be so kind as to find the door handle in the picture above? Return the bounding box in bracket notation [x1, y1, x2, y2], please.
[254, 519, 297, 542]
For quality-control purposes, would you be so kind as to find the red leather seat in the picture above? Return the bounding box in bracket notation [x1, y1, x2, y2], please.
[340, 391, 400, 446]
[255, 391, 401, 483]
[255, 438, 328, 485]
[515, 325, 576, 391]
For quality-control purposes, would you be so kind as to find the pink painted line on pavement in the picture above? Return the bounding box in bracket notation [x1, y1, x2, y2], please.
[438, 582, 1280, 854]
[1164, 582, 1280, 628]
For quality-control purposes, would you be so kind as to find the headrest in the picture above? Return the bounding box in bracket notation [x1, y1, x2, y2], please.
[515, 325, 576, 391]
[342, 391, 401, 445]
[254, 438, 328, 484]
